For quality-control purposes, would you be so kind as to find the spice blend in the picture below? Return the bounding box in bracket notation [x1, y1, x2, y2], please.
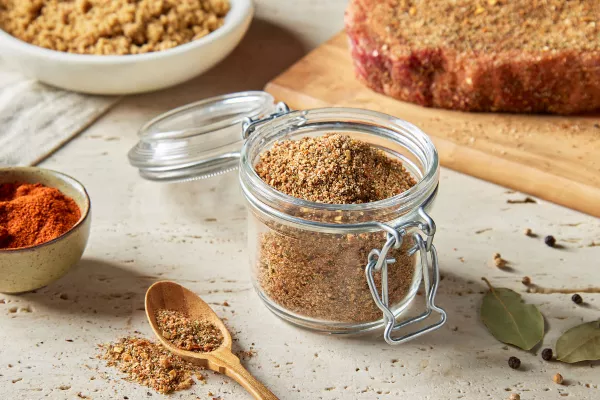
[257, 230, 416, 322]
[255, 133, 416, 204]
[0, 182, 80, 249]
[99, 337, 204, 394]
[253, 134, 418, 323]
[0, 0, 230, 55]
[155, 309, 223, 352]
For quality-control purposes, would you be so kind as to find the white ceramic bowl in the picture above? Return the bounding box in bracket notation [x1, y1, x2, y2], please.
[0, 0, 253, 95]
[0, 167, 91, 294]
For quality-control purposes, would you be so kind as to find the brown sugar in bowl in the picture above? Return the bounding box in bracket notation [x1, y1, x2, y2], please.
[0, 167, 91, 293]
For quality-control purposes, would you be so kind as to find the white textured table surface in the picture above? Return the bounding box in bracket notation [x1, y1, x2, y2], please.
[1, 1, 599, 399]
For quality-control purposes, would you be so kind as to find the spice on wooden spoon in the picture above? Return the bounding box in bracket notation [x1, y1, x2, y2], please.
[145, 281, 278, 400]
[155, 309, 224, 353]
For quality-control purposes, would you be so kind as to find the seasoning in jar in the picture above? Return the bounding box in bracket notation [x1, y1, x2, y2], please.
[253, 133, 418, 323]
[0, 182, 80, 249]
[155, 309, 223, 352]
[255, 133, 416, 204]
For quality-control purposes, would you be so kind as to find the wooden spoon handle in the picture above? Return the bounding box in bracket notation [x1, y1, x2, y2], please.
[212, 351, 278, 400]
[225, 361, 279, 400]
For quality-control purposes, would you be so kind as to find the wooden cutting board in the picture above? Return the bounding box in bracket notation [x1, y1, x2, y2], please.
[265, 32, 600, 218]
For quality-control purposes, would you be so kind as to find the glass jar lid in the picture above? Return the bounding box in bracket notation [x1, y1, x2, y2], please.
[128, 91, 277, 182]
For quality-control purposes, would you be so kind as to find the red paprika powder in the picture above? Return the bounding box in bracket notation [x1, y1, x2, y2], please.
[0, 182, 81, 249]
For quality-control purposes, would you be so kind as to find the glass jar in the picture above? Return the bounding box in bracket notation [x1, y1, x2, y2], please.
[129, 92, 446, 344]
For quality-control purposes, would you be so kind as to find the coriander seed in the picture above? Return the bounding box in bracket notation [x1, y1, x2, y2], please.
[508, 356, 521, 369]
[493, 253, 507, 268]
[544, 235, 556, 247]
[523, 228, 533, 236]
[521, 276, 531, 286]
[509, 394, 520, 400]
[553, 373, 564, 384]
[541, 348, 553, 361]
[571, 294, 583, 305]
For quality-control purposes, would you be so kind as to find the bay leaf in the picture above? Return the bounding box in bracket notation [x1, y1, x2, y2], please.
[480, 278, 544, 350]
[556, 320, 600, 363]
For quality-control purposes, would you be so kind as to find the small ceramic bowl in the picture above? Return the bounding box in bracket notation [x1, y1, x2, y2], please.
[0, 167, 91, 293]
[0, 0, 253, 94]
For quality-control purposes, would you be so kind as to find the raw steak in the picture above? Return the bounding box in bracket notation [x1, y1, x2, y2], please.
[345, 0, 600, 114]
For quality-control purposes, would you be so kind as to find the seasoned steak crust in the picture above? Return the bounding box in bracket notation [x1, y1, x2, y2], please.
[345, 0, 600, 114]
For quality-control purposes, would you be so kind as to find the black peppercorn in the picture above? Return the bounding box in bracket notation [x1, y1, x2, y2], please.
[508, 356, 521, 369]
[572, 293, 583, 305]
[544, 235, 556, 247]
[541, 348, 553, 361]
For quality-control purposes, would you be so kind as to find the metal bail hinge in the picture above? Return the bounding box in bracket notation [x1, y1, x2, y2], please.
[242, 102, 291, 139]
[365, 207, 447, 345]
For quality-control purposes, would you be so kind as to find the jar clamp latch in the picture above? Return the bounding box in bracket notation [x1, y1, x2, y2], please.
[242, 102, 291, 139]
[365, 200, 447, 345]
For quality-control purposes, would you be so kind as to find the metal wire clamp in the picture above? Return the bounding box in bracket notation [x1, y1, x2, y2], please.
[365, 207, 447, 344]
[242, 102, 291, 139]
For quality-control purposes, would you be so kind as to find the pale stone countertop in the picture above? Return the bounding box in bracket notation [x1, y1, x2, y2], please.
[1, 1, 599, 399]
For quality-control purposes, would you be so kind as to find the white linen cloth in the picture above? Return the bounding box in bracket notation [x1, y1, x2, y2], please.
[0, 60, 119, 166]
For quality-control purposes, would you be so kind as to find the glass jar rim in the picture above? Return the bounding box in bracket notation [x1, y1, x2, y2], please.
[239, 107, 439, 219]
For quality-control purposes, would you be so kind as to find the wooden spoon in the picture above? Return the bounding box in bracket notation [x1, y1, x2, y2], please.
[145, 280, 278, 400]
